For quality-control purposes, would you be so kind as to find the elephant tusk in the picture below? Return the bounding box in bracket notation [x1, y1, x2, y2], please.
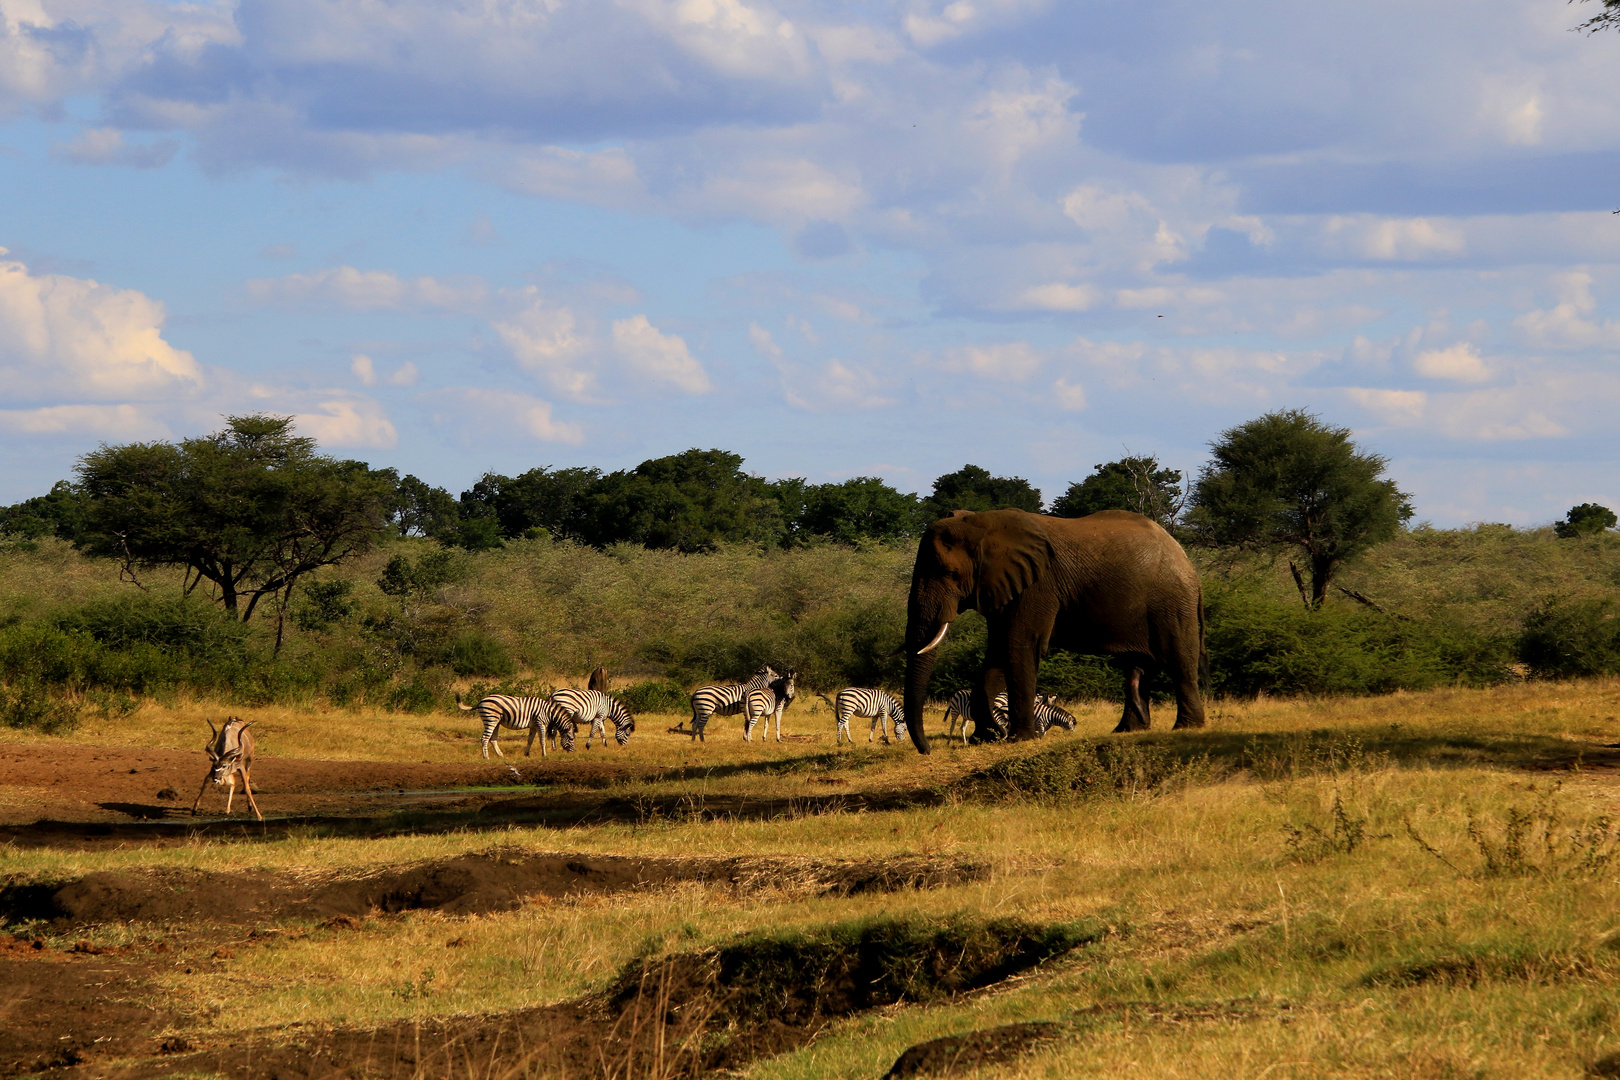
[915, 622, 951, 655]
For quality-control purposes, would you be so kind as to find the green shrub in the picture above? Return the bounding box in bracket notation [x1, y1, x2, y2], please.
[1519, 597, 1620, 677]
[0, 678, 81, 734]
[441, 631, 517, 677]
[617, 678, 689, 714]
[57, 594, 250, 660]
[390, 668, 451, 714]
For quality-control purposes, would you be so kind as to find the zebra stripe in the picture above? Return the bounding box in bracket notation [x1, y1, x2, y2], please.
[689, 666, 778, 742]
[741, 671, 796, 743]
[548, 688, 636, 748]
[818, 688, 905, 745]
[458, 694, 573, 759]
[943, 690, 1075, 741]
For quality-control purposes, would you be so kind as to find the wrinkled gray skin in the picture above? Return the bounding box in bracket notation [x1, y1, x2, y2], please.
[903, 508, 1206, 755]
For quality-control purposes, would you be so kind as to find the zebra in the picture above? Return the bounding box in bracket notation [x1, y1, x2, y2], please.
[817, 688, 905, 745]
[546, 688, 636, 749]
[190, 717, 262, 820]
[741, 670, 796, 742]
[943, 690, 1076, 742]
[689, 665, 779, 742]
[458, 694, 574, 758]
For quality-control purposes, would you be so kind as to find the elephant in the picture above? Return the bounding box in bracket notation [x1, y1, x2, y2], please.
[902, 508, 1206, 754]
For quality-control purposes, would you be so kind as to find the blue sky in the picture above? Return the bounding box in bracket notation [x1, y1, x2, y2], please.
[1, 0, 1618, 525]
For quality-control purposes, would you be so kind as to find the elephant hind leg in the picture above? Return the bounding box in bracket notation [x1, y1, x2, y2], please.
[1113, 663, 1151, 733]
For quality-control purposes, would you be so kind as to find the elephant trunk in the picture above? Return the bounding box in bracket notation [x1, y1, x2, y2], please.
[904, 645, 939, 755]
[902, 590, 957, 755]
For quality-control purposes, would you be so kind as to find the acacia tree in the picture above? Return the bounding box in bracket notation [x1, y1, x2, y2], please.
[75, 415, 395, 648]
[1188, 409, 1412, 608]
[1049, 455, 1186, 528]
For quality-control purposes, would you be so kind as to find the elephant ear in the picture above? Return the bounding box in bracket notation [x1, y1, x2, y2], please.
[972, 511, 1055, 610]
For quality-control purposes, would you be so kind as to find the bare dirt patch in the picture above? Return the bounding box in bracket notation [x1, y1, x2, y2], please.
[1, 851, 992, 926]
[0, 948, 173, 1078]
[72, 917, 1098, 1080]
[884, 1021, 1066, 1078]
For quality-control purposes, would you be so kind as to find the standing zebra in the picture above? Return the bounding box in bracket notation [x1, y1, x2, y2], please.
[689, 665, 779, 743]
[742, 670, 796, 742]
[943, 690, 1075, 742]
[817, 688, 906, 745]
[544, 688, 636, 749]
[459, 694, 574, 758]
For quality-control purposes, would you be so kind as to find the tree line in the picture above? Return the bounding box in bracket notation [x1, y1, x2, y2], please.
[1, 410, 1610, 631]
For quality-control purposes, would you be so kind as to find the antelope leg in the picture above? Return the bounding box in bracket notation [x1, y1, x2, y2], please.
[241, 770, 263, 822]
[190, 777, 211, 816]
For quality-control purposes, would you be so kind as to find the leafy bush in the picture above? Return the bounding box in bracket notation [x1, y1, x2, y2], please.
[440, 631, 517, 677]
[57, 594, 251, 660]
[1205, 582, 1513, 696]
[1518, 597, 1620, 677]
[0, 678, 81, 734]
[617, 679, 689, 714]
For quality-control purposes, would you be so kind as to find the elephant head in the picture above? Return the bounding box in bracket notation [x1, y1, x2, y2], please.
[903, 509, 1054, 754]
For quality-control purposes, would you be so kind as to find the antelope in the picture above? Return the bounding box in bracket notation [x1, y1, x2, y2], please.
[191, 717, 263, 820]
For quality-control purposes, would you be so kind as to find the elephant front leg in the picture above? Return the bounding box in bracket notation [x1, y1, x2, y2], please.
[1114, 663, 1152, 732]
[1003, 641, 1041, 742]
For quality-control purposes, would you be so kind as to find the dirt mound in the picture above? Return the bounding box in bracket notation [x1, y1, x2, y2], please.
[86, 916, 1100, 1080]
[1, 852, 992, 926]
[884, 1021, 1065, 1077]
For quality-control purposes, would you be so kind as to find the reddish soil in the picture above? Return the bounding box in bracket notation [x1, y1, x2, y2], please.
[0, 939, 175, 1077]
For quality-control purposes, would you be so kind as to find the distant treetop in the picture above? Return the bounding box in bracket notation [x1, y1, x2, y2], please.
[919, 464, 1043, 522]
[1554, 503, 1617, 539]
[1049, 455, 1185, 529]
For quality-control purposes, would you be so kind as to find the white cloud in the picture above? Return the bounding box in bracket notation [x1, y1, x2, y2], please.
[431, 387, 583, 444]
[1414, 342, 1491, 382]
[1346, 387, 1427, 426]
[493, 293, 594, 398]
[388, 361, 419, 387]
[351, 354, 377, 386]
[0, 403, 170, 439]
[51, 128, 178, 168]
[1513, 272, 1620, 348]
[611, 315, 711, 393]
[0, 251, 201, 403]
[1050, 377, 1086, 411]
[248, 266, 487, 312]
[1014, 283, 1099, 312]
[293, 398, 398, 449]
[937, 342, 1043, 382]
[1323, 217, 1467, 261]
[780, 357, 893, 411]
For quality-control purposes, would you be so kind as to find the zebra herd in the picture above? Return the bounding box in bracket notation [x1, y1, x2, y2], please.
[462, 666, 1079, 757]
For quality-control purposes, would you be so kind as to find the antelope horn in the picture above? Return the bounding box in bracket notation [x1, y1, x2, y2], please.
[206, 718, 217, 738]
[915, 622, 952, 655]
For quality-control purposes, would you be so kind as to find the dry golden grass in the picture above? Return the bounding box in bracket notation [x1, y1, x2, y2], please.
[9, 681, 1620, 1078]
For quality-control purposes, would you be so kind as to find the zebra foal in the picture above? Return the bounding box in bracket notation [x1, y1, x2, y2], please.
[741, 670, 796, 742]
[191, 717, 263, 820]
[817, 688, 905, 745]
[458, 694, 574, 758]
[545, 688, 636, 749]
[688, 665, 778, 742]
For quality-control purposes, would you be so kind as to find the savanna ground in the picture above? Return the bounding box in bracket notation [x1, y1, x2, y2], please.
[4, 680, 1620, 1079]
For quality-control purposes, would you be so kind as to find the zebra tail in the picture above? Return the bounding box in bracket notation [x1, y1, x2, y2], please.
[815, 693, 836, 708]
[455, 693, 474, 712]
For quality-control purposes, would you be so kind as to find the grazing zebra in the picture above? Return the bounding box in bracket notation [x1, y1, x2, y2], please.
[817, 688, 906, 745]
[459, 694, 574, 758]
[545, 688, 636, 749]
[191, 717, 263, 820]
[742, 670, 797, 742]
[943, 690, 1075, 742]
[689, 666, 779, 742]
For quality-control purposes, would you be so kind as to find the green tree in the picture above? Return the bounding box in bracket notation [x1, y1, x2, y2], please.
[75, 414, 395, 647]
[0, 481, 87, 542]
[1554, 503, 1617, 539]
[1575, 0, 1619, 33]
[459, 466, 602, 542]
[1049, 455, 1185, 528]
[777, 476, 923, 545]
[583, 449, 784, 552]
[389, 474, 459, 540]
[920, 464, 1043, 522]
[1188, 409, 1412, 609]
